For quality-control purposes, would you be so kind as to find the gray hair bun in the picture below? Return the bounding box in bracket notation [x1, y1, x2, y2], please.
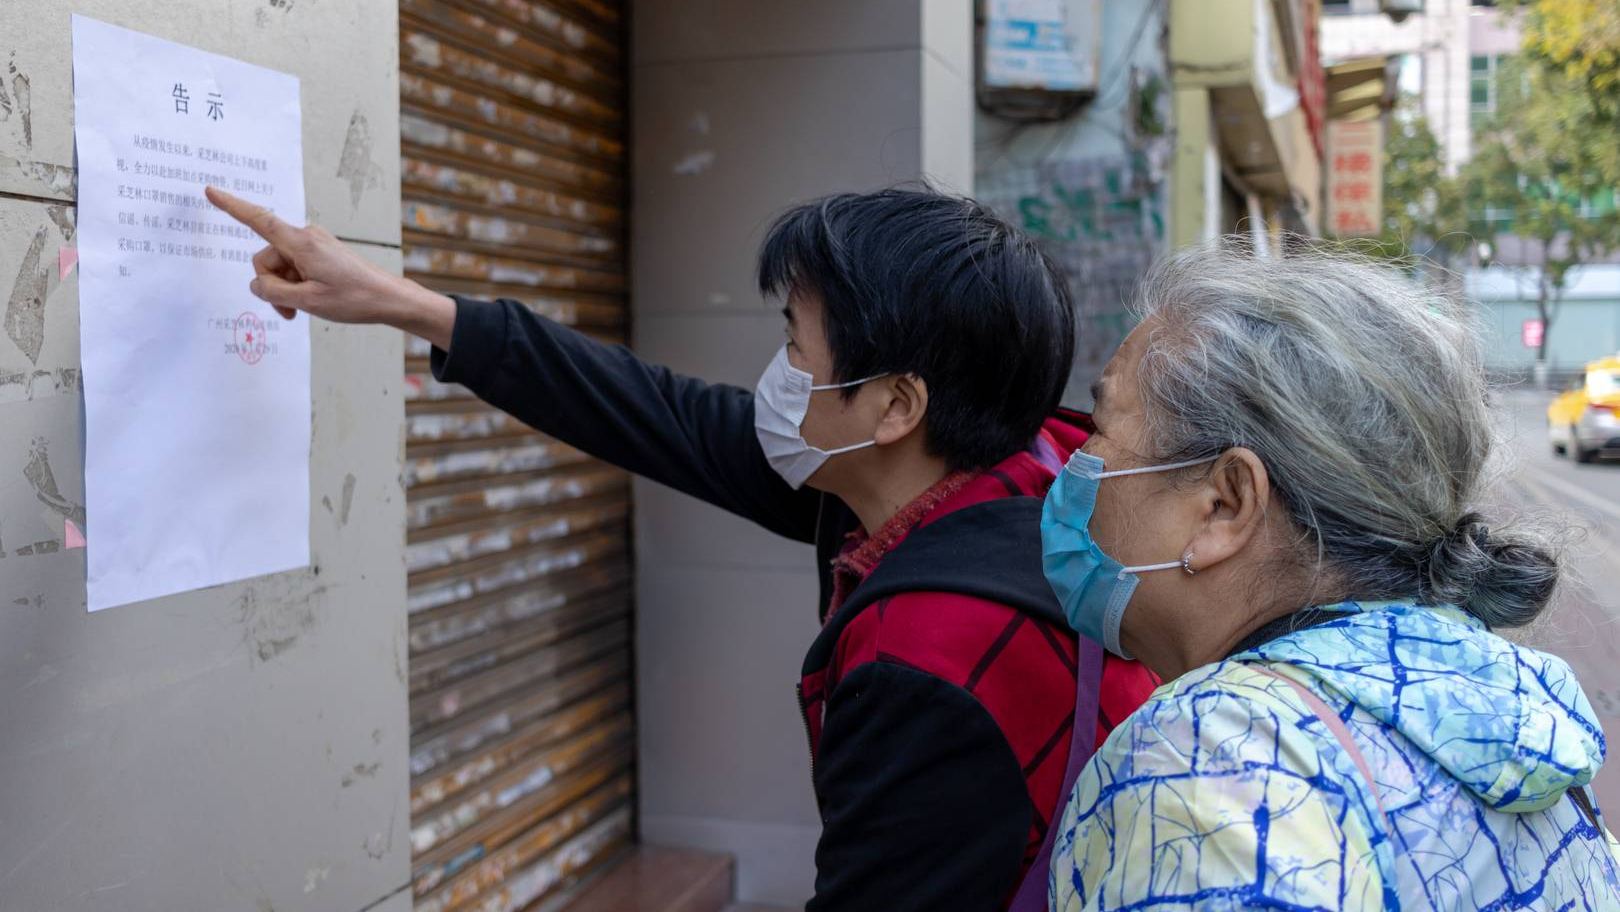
[1424, 513, 1559, 629]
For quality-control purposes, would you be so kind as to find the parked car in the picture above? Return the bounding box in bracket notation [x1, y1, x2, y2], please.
[1549, 356, 1620, 463]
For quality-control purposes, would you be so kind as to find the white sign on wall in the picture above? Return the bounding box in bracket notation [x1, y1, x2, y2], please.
[72, 16, 310, 611]
[983, 0, 1100, 92]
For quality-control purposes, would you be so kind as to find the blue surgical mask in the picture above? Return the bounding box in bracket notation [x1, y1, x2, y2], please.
[1041, 450, 1217, 658]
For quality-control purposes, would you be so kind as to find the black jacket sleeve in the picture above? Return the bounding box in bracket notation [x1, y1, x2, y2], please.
[809, 662, 1032, 912]
[429, 295, 822, 543]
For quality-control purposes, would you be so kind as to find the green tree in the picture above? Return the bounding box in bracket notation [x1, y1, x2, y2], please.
[1374, 96, 1468, 265]
[1509, 0, 1620, 125]
[1465, 55, 1620, 377]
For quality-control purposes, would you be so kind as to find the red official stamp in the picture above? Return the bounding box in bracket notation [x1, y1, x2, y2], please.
[207, 312, 282, 363]
[233, 311, 267, 365]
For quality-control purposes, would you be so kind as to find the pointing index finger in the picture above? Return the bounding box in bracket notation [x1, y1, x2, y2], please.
[206, 186, 298, 250]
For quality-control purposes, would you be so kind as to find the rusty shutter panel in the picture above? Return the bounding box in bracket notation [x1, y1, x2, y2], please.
[398, 1, 632, 909]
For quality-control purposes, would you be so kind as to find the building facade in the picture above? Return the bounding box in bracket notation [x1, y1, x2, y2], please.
[973, 0, 1174, 407]
[1320, 1, 1620, 375]
[975, 0, 1326, 407]
[1320, 0, 1516, 173]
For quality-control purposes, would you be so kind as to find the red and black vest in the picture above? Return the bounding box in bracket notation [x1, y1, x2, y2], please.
[797, 416, 1159, 900]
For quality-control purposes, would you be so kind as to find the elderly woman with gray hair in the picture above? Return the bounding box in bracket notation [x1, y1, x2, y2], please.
[1040, 244, 1620, 910]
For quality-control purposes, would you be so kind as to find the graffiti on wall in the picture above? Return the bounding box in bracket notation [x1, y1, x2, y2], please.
[977, 152, 1166, 406]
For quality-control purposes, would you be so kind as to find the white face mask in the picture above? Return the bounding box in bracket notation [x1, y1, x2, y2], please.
[754, 345, 885, 489]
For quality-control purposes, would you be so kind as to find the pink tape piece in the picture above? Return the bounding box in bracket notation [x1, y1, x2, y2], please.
[58, 247, 79, 280]
[64, 518, 86, 550]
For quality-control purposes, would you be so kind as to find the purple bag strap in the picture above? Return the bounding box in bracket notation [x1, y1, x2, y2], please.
[1007, 637, 1105, 912]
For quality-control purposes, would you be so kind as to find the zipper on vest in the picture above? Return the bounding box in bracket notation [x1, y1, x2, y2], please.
[795, 682, 819, 798]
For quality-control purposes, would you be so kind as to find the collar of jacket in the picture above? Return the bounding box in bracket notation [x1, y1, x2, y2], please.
[824, 470, 978, 617]
[799, 413, 1093, 678]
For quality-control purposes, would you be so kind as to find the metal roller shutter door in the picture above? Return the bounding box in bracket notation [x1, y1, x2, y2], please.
[397, 1, 632, 909]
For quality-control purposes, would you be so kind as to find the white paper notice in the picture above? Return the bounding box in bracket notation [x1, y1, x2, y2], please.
[72, 16, 310, 612]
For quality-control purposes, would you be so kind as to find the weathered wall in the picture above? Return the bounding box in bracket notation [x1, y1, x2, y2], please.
[975, 0, 1172, 407]
[628, 0, 973, 905]
[0, 3, 409, 911]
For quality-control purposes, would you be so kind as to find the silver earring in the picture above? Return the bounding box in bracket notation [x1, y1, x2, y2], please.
[1182, 551, 1197, 575]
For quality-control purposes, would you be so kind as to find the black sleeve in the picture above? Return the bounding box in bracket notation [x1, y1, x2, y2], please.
[430, 295, 822, 543]
[809, 663, 1032, 912]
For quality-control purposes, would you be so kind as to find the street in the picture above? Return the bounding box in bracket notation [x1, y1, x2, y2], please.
[1497, 389, 1620, 814]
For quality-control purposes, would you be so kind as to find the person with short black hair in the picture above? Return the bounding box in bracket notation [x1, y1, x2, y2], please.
[754, 190, 1078, 474]
[207, 184, 1159, 912]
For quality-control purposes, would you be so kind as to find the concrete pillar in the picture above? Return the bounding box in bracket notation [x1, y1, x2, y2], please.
[628, 1, 972, 904]
[1171, 85, 1219, 248]
[0, 4, 409, 911]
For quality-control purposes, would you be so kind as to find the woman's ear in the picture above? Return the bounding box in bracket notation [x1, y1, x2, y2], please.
[1183, 447, 1271, 573]
[873, 374, 929, 446]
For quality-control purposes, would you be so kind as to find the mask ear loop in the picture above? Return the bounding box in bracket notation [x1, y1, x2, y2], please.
[809, 373, 886, 391]
[1119, 559, 1183, 575]
[1120, 550, 1199, 577]
[820, 439, 878, 457]
[1095, 454, 1220, 479]
[803, 373, 888, 455]
[1104, 457, 1216, 576]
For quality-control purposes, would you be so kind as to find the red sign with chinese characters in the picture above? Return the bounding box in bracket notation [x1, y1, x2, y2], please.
[1298, 0, 1326, 157]
[1326, 119, 1384, 237]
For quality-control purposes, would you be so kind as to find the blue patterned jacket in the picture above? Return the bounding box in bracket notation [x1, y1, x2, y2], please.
[1051, 600, 1620, 910]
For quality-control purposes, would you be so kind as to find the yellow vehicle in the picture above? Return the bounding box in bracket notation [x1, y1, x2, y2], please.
[1549, 355, 1620, 463]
